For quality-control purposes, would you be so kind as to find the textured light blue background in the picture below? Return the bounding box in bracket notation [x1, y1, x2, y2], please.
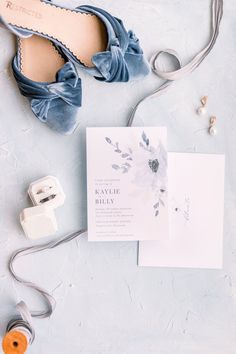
[0, 1, 236, 353]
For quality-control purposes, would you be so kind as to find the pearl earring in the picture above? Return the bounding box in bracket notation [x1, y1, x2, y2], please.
[197, 96, 208, 116]
[209, 116, 217, 136]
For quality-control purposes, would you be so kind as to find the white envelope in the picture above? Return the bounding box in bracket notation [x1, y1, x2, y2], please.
[139, 153, 225, 269]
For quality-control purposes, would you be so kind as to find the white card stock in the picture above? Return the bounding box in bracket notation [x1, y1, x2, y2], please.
[139, 153, 225, 269]
[86, 127, 168, 241]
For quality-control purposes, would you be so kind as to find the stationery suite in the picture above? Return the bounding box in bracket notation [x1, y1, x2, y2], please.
[86, 127, 225, 269]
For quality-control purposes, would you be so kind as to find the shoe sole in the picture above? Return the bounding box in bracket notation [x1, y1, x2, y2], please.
[0, 0, 108, 67]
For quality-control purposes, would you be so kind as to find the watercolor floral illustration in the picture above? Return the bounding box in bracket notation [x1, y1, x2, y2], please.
[105, 131, 167, 217]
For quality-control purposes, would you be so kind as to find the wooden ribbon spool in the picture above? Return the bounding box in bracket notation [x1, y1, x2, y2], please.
[2, 330, 28, 354]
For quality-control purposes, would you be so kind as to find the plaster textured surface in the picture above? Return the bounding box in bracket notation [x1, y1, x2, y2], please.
[0, 1, 236, 353]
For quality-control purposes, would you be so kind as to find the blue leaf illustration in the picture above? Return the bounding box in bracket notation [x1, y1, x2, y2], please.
[112, 164, 120, 170]
[105, 137, 112, 144]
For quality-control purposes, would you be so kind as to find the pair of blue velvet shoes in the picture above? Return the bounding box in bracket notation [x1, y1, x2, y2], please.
[1, 2, 150, 135]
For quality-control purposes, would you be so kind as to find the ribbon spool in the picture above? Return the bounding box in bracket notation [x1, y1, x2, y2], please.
[2, 330, 28, 354]
[2, 303, 35, 354]
[2, 320, 34, 354]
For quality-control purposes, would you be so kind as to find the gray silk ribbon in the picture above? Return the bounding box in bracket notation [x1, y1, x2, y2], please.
[128, 0, 223, 126]
[9, 230, 86, 320]
[8, 0, 223, 335]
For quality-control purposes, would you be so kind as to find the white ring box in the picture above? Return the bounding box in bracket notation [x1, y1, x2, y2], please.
[20, 176, 65, 239]
[28, 176, 65, 209]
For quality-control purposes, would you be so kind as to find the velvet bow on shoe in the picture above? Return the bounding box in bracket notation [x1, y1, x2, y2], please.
[64, 5, 150, 83]
[12, 58, 82, 135]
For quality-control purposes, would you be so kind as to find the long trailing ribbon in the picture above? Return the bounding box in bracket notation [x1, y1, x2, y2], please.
[7, 0, 223, 341]
[128, 0, 223, 126]
[9, 230, 86, 320]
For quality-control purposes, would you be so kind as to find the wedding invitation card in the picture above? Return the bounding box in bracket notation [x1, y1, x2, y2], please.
[139, 153, 225, 269]
[86, 127, 168, 241]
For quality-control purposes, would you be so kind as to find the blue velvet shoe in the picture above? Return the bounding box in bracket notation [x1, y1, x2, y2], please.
[0, 0, 150, 83]
[11, 36, 82, 135]
[0, 13, 82, 135]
